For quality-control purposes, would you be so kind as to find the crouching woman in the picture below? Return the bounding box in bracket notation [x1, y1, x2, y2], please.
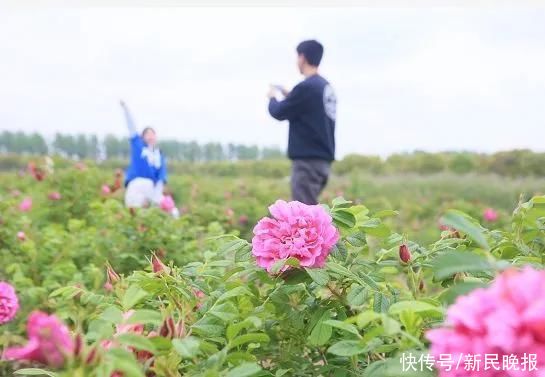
[119, 100, 170, 212]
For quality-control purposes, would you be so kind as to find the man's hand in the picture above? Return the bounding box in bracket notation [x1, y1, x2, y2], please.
[267, 85, 277, 99]
[279, 87, 290, 97]
[267, 85, 290, 99]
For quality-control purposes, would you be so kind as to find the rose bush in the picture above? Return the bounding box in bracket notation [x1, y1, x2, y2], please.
[2, 162, 545, 376]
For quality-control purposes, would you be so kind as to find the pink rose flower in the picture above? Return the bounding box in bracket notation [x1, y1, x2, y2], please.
[252, 200, 339, 273]
[17, 231, 26, 241]
[0, 282, 19, 325]
[48, 192, 62, 201]
[101, 310, 144, 350]
[115, 310, 144, 335]
[101, 185, 111, 195]
[160, 195, 175, 212]
[19, 197, 32, 212]
[3, 311, 74, 368]
[238, 214, 249, 226]
[483, 207, 499, 223]
[427, 266, 545, 377]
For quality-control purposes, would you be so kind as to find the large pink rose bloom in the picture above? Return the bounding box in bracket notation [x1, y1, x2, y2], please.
[4, 311, 74, 368]
[252, 200, 339, 272]
[0, 282, 19, 324]
[427, 267, 545, 377]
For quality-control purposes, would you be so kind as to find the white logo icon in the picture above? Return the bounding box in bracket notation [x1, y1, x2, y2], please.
[323, 84, 337, 121]
[141, 147, 162, 168]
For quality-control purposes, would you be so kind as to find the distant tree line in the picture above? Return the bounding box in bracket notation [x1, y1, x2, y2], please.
[334, 150, 545, 177]
[3, 131, 545, 178]
[0, 131, 284, 162]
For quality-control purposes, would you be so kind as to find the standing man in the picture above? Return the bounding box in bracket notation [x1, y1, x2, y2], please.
[267, 39, 337, 205]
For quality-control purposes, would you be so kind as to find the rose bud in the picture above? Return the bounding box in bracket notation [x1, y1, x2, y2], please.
[105, 263, 120, 284]
[136, 349, 153, 363]
[159, 316, 185, 339]
[85, 345, 100, 365]
[193, 289, 205, 310]
[160, 316, 176, 338]
[151, 254, 170, 275]
[74, 333, 84, 357]
[399, 244, 411, 264]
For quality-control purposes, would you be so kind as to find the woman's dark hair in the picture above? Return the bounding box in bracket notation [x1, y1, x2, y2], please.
[141, 127, 156, 138]
[296, 40, 324, 67]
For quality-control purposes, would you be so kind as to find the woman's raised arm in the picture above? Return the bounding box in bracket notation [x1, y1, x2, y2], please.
[120, 100, 138, 137]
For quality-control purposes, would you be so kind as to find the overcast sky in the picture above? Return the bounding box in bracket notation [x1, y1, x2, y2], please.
[1, 8, 544, 157]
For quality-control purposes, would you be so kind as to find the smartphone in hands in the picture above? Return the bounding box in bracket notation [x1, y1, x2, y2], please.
[272, 85, 288, 96]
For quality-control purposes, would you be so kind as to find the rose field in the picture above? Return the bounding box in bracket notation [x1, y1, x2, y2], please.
[2, 157, 545, 377]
